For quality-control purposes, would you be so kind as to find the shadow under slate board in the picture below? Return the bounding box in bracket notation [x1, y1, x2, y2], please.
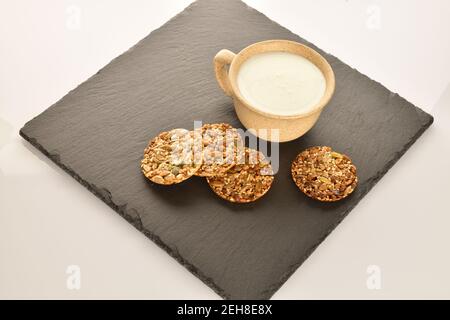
[20, 0, 433, 299]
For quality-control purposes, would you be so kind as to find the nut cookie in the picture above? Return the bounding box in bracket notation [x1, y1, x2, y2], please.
[207, 148, 274, 203]
[291, 146, 357, 202]
[141, 128, 202, 185]
[195, 123, 244, 177]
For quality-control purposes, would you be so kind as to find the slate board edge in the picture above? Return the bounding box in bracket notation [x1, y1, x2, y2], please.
[19, 0, 435, 299]
[18, 130, 230, 299]
[236, 0, 434, 120]
[258, 115, 434, 298]
[18, 109, 433, 300]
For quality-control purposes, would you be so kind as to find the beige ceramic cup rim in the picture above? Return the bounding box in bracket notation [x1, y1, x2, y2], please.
[226, 39, 335, 120]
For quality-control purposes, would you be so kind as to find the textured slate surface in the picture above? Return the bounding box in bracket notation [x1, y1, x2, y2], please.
[20, 0, 433, 299]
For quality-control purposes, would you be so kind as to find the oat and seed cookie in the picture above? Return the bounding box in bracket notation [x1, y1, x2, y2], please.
[207, 148, 274, 203]
[291, 146, 357, 202]
[141, 128, 202, 185]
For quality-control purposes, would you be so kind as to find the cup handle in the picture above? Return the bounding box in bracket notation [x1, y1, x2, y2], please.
[214, 49, 236, 97]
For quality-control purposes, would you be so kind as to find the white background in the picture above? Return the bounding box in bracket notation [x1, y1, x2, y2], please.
[1, 0, 450, 299]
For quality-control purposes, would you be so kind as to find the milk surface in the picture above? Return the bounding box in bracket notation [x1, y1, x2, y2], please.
[237, 51, 326, 116]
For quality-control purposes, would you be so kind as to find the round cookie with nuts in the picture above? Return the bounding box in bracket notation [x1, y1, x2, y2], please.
[291, 146, 357, 202]
[195, 123, 244, 177]
[207, 148, 274, 203]
[141, 128, 202, 185]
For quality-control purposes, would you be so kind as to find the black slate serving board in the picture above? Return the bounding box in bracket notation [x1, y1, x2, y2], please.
[20, 0, 433, 299]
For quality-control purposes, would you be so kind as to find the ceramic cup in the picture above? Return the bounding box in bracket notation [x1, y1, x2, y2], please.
[214, 39, 335, 142]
